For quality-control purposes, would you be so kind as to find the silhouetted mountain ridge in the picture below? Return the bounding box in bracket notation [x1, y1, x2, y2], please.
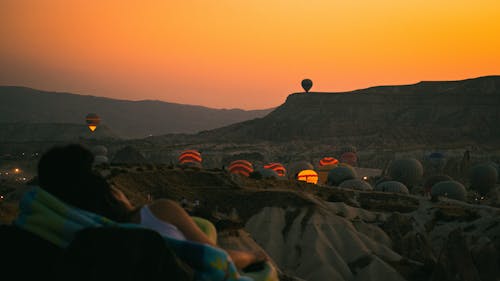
[195, 76, 500, 147]
[0, 86, 273, 139]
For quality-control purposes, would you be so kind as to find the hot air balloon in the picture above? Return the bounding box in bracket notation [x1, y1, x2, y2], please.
[254, 168, 280, 179]
[339, 145, 357, 154]
[340, 152, 358, 166]
[228, 160, 254, 177]
[426, 152, 447, 174]
[431, 180, 467, 201]
[301, 79, 313, 93]
[178, 149, 202, 168]
[288, 161, 314, 179]
[423, 174, 453, 196]
[297, 169, 319, 184]
[388, 158, 423, 188]
[263, 162, 287, 177]
[339, 179, 373, 191]
[317, 157, 339, 184]
[319, 157, 339, 167]
[327, 164, 357, 186]
[85, 113, 101, 132]
[375, 181, 409, 194]
[469, 163, 498, 196]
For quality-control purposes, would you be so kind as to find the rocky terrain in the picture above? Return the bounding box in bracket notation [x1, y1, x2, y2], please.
[1, 76, 500, 280]
[2, 165, 500, 281]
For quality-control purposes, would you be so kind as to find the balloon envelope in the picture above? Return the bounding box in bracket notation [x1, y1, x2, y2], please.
[319, 157, 339, 167]
[228, 160, 254, 177]
[297, 169, 319, 184]
[263, 162, 286, 177]
[85, 113, 100, 132]
[340, 152, 357, 166]
[178, 150, 202, 169]
[301, 79, 313, 92]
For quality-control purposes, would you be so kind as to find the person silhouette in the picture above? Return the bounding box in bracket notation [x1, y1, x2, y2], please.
[37, 144, 267, 270]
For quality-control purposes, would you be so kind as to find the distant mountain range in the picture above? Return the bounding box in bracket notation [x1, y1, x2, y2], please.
[0, 86, 273, 139]
[193, 76, 500, 148]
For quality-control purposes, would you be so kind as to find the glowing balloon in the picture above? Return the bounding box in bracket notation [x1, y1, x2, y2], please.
[228, 160, 254, 177]
[178, 149, 202, 168]
[319, 157, 339, 167]
[317, 157, 339, 184]
[297, 169, 319, 184]
[301, 79, 313, 93]
[85, 113, 101, 132]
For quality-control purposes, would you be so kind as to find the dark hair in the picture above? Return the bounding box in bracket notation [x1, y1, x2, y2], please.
[38, 144, 132, 222]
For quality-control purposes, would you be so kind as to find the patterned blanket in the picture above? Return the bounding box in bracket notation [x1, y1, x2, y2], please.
[14, 187, 252, 281]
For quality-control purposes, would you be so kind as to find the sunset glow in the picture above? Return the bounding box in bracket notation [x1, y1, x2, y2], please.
[1, 0, 499, 109]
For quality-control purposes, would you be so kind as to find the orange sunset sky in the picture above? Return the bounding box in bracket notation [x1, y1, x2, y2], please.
[1, 0, 499, 109]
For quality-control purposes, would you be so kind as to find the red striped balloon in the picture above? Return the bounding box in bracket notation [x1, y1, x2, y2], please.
[340, 152, 357, 166]
[178, 150, 202, 166]
[319, 157, 339, 167]
[228, 160, 254, 177]
[263, 162, 286, 177]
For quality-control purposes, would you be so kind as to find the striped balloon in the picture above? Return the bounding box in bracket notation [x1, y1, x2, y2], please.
[340, 152, 357, 166]
[388, 158, 423, 188]
[178, 150, 202, 166]
[319, 157, 339, 167]
[263, 162, 287, 177]
[228, 160, 254, 177]
[297, 169, 319, 184]
[375, 181, 409, 194]
[85, 113, 100, 132]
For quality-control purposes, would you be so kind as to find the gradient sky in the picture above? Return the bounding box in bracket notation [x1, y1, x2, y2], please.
[1, 0, 499, 109]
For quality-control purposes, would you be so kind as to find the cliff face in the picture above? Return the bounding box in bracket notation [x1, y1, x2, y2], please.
[199, 76, 500, 146]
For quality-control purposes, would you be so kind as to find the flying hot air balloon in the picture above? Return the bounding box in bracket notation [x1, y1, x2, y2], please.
[301, 79, 313, 93]
[85, 113, 101, 132]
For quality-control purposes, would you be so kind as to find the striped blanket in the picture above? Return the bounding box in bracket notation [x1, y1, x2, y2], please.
[14, 187, 252, 281]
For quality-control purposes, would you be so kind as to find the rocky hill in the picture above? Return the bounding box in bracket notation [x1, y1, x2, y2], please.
[0, 123, 120, 143]
[3, 166, 500, 280]
[0, 86, 273, 139]
[195, 76, 500, 148]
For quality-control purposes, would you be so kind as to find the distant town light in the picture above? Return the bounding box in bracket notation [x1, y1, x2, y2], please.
[14, 168, 20, 173]
[362, 176, 368, 180]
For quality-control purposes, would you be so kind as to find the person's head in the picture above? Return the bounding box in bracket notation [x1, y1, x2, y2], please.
[38, 144, 133, 222]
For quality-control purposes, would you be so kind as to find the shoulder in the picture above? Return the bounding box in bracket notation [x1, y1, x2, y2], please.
[148, 199, 180, 211]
